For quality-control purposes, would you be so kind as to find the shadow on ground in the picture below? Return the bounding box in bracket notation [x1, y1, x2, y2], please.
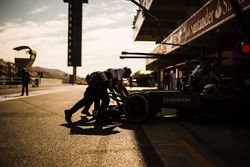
[60, 115, 165, 167]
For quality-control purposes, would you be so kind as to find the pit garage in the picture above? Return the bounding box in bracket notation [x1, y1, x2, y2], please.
[122, 0, 250, 122]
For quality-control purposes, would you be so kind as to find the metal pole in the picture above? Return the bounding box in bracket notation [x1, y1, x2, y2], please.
[161, 42, 200, 49]
[73, 66, 77, 84]
[128, 0, 159, 22]
[63, 0, 88, 85]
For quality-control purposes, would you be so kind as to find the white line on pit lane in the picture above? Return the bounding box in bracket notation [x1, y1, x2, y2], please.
[0, 85, 85, 102]
[0, 89, 64, 102]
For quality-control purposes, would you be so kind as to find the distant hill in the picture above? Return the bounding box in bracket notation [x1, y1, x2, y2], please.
[30, 66, 86, 84]
[30, 66, 69, 79]
[0, 58, 86, 84]
[40, 68, 68, 76]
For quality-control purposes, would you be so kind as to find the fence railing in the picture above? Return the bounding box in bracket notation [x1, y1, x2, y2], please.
[0, 76, 22, 85]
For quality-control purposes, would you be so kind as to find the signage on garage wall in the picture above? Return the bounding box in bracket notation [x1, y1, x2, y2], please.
[157, 0, 250, 54]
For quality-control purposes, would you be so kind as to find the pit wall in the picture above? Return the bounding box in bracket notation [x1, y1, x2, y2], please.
[38, 78, 63, 86]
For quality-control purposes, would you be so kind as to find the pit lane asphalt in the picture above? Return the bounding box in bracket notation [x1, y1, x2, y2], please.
[1, 85, 250, 167]
[0, 85, 164, 167]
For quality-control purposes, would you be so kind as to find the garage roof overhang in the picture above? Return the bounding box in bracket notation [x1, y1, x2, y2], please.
[132, 0, 205, 42]
[131, 0, 250, 71]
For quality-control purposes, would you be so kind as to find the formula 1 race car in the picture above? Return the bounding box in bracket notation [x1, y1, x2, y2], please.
[122, 78, 250, 123]
[104, 74, 250, 123]
[123, 90, 200, 122]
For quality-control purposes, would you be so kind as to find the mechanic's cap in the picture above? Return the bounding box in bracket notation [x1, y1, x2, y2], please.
[123, 67, 132, 78]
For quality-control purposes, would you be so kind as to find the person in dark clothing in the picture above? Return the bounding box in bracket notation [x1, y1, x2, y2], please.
[107, 67, 132, 99]
[93, 67, 132, 112]
[164, 71, 170, 90]
[85, 67, 132, 121]
[21, 68, 30, 96]
[64, 71, 110, 125]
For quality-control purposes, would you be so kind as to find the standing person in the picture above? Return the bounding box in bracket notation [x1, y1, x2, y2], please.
[64, 71, 110, 125]
[164, 71, 170, 90]
[21, 68, 30, 96]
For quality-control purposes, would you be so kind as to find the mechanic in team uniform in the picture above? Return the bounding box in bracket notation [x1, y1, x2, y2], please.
[92, 67, 132, 120]
[64, 67, 132, 125]
[108, 67, 132, 99]
[87, 67, 131, 121]
[64, 71, 110, 124]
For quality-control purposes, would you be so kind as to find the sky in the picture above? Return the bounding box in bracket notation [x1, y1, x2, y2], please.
[0, 0, 155, 77]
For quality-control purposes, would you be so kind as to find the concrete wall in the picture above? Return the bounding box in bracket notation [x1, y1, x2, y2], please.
[39, 78, 63, 86]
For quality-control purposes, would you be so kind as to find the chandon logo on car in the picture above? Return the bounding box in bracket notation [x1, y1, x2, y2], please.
[162, 98, 191, 103]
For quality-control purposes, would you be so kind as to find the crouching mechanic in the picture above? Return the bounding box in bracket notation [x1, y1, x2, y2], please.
[93, 67, 132, 111]
[64, 71, 110, 124]
[107, 67, 132, 100]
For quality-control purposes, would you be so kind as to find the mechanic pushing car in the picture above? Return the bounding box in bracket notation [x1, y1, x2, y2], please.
[64, 67, 132, 125]
[91, 67, 132, 123]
